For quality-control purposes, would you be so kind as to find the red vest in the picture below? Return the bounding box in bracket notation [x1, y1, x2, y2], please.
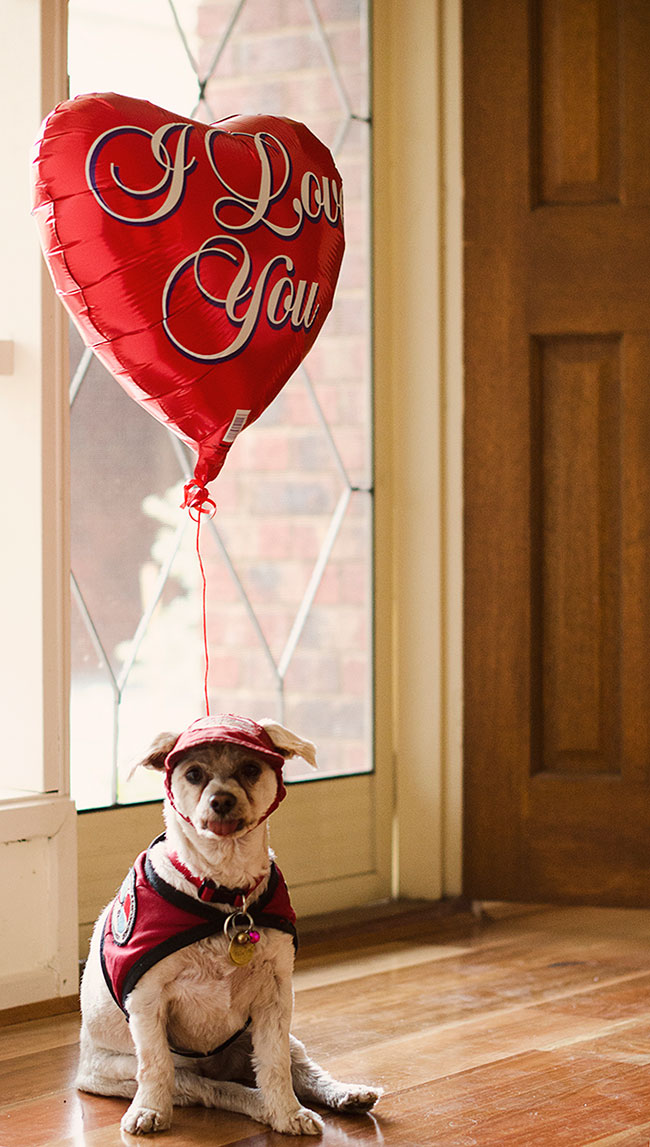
[100, 835, 297, 1018]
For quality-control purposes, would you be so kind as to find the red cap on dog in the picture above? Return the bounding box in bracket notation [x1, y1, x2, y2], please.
[164, 715, 288, 825]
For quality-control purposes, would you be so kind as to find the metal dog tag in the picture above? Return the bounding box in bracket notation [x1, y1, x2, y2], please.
[228, 932, 256, 966]
[224, 910, 261, 967]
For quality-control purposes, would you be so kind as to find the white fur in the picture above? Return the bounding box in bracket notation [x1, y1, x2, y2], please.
[77, 724, 381, 1137]
[260, 720, 318, 770]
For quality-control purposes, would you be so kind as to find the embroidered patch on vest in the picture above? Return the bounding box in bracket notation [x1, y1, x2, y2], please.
[111, 867, 137, 946]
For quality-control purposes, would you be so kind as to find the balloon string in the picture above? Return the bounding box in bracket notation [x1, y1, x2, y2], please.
[195, 510, 210, 718]
[183, 480, 217, 719]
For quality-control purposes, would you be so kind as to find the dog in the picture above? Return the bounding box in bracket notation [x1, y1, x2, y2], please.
[77, 713, 382, 1136]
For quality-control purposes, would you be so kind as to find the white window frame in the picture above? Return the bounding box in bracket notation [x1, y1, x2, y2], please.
[0, 0, 464, 1009]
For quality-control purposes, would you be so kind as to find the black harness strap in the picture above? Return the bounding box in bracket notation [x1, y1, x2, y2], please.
[169, 1015, 252, 1058]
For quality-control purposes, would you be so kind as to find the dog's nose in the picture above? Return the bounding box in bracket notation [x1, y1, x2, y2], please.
[209, 791, 237, 817]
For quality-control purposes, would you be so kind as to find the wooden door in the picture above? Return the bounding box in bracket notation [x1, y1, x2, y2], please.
[463, 0, 650, 905]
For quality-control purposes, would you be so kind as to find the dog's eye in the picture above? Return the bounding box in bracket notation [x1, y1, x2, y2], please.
[184, 765, 204, 785]
[239, 761, 261, 783]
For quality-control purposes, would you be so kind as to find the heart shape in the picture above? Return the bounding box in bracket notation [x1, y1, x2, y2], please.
[31, 93, 345, 496]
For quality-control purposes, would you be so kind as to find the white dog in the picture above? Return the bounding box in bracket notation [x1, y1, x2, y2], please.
[77, 713, 381, 1136]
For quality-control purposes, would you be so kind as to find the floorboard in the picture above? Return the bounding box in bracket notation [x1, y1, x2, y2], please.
[2, 904, 650, 1145]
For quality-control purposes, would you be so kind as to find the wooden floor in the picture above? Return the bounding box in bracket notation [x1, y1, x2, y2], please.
[3, 902, 650, 1145]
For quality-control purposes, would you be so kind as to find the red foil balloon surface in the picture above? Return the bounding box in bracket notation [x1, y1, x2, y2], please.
[31, 93, 345, 498]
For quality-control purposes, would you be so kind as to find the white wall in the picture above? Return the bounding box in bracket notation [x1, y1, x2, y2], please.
[0, 0, 78, 1011]
[0, 801, 77, 1008]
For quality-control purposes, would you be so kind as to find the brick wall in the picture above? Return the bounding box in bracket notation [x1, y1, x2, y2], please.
[68, 0, 371, 802]
[194, 0, 372, 779]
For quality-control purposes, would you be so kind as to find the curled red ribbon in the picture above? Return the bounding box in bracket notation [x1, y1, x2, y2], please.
[182, 479, 217, 521]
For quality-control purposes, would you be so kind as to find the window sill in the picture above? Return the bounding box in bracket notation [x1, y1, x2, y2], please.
[0, 787, 50, 804]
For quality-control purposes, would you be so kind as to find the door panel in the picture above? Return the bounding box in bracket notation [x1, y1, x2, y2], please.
[463, 0, 650, 905]
[531, 334, 622, 779]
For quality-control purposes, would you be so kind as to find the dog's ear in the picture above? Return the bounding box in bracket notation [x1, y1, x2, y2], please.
[259, 720, 318, 769]
[139, 732, 179, 771]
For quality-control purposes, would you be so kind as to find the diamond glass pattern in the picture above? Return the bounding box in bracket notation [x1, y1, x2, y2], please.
[68, 0, 372, 807]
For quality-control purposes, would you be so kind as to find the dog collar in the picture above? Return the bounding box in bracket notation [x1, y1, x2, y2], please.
[167, 849, 267, 907]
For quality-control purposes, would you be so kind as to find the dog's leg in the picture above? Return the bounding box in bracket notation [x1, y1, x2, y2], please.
[77, 1039, 269, 1126]
[290, 1035, 383, 1113]
[119, 998, 176, 1134]
[250, 974, 324, 1136]
[76, 1038, 138, 1100]
[174, 1070, 268, 1123]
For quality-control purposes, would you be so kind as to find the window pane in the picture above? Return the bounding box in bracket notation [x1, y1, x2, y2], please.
[68, 0, 372, 808]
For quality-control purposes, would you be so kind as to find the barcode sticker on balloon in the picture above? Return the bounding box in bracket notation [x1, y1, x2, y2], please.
[222, 409, 251, 444]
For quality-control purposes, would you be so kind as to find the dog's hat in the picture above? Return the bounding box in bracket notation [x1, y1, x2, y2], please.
[164, 714, 317, 827]
[165, 715, 287, 774]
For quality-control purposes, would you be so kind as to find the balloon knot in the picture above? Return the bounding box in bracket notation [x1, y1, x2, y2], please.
[182, 480, 217, 521]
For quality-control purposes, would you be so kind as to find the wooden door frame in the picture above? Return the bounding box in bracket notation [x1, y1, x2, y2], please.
[78, 0, 468, 945]
[372, 0, 464, 900]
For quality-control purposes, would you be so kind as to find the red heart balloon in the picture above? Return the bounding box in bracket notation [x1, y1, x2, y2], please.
[31, 92, 345, 502]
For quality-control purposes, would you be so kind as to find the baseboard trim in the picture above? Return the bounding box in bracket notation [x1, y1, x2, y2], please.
[0, 993, 80, 1028]
[297, 894, 473, 950]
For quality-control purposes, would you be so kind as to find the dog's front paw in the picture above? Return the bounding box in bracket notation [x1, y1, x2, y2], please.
[121, 1103, 172, 1135]
[332, 1083, 383, 1113]
[271, 1105, 324, 1136]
